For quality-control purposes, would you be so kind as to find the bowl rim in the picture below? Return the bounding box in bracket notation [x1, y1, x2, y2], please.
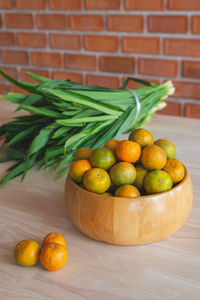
[66, 166, 188, 200]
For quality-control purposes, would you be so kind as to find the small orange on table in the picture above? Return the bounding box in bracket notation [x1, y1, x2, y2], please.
[42, 232, 67, 248]
[90, 147, 116, 170]
[116, 140, 141, 163]
[154, 139, 176, 159]
[115, 185, 140, 197]
[69, 159, 91, 183]
[83, 168, 111, 194]
[15, 240, 40, 266]
[129, 128, 154, 148]
[104, 139, 119, 151]
[163, 158, 185, 184]
[141, 145, 167, 170]
[74, 148, 93, 161]
[40, 243, 68, 271]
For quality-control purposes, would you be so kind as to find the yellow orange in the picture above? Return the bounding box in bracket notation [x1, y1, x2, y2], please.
[40, 243, 68, 271]
[115, 140, 141, 163]
[15, 240, 40, 266]
[163, 158, 185, 184]
[141, 145, 167, 170]
[69, 159, 91, 183]
[115, 185, 140, 198]
[129, 128, 154, 148]
[83, 168, 111, 194]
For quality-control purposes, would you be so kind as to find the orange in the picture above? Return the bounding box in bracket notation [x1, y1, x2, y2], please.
[69, 159, 91, 183]
[115, 185, 140, 198]
[134, 165, 148, 191]
[110, 162, 136, 186]
[83, 168, 111, 194]
[163, 158, 185, 184]
[154, 139, 176, 159]
[104, 139, 120, 151]
[129, 128, 154, 148]
[74, 148, 93, 161]
[141, 145, 167, 170]
[144, 170, 173, 194]
[90, 147, 116, 170]
[40, 243, 68, 271]
[102, 192, 112, 196]
[42, 233, 66, 248]
[115, 140, 141, 163]
[15, 240, 40, 266]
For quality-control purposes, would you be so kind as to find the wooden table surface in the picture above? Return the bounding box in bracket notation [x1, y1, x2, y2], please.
[0, 98, 200, 300]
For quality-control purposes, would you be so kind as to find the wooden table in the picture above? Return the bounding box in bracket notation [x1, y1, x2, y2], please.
[0, 98, 200, 300]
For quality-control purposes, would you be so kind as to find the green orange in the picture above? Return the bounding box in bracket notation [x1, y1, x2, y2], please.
[83, 168, 111, 194]
[141, 145, 167, 170]
[144, 170, 173, 194]
[134, 165, 148, 191]
[90, 147, 116, 170]
[115, 185, 140, 198]
[163, 158, 185, 184]
[110, 162, 136, 186]
[69, 160, 91, 183]
[74, 148, 93, 161]
[129, 128, 154, 148]
[154, 139, 176, 159]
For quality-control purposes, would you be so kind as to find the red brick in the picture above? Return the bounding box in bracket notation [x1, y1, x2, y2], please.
[32, 52, 63, 68]
[0, 67, 18, 81]
[50, 34, 81, 50]
[124, 77, 161, 89]
[0, 15, 2, 28]
[139, 58, 179, 77]
[49, 0, 82, 10]
[107, 15, 144, 32]
[123, 37, 160, 54]
[192, 16, 200, 34]
[87, 75, 120, 89]
[0, 83, 9, 94]
[100, 56, 136, 74]
[183, 61, 200, 79]
[53, 71, 84, 84]
[65, 54, 97, 71]
[86, 0, 120, 10]
[5, 14, 34, 29]
[173, 81, 200, 100]
[168, 0, 200, 10]
[0, 0, 14, 9]
[37, 14, 67, 30]
[70, 15, 104, 31]
[2, 50, 29, 65]
[0, 32, 15, 46]
[84, 35, 119, 52]
[164, 38, 200, 57]
[125, 0, 164, 10]
[21, 69, 50, 83]
[148, 15, 188, 33]
[157, 100, 183, 117]
[185, 103, 200, 119]
[18, 32, 46, 48]
[16, 0, 46, 9]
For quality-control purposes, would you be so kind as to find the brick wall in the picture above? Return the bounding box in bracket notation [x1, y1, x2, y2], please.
[0, 0, 200, 119]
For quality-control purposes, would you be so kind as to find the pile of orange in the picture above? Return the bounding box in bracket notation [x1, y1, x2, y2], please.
[69, 128, 185, 198]
[15, 232, 68, 271]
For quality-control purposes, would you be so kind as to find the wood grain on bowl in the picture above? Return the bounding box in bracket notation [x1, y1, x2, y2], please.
[65, 168, 193, 245]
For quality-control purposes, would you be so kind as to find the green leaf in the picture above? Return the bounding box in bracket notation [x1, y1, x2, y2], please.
[57, 115, 117, 125]
[15, 94, 43, 112]
[7, 125, 39, 147]
[43, 88, 122, 116]
[120, 77, 157, 90]
[26, 71, 50, 83]
[20, 105, 62, 118]
[3, 93, 27, 104]
[29, 127, 54, 156]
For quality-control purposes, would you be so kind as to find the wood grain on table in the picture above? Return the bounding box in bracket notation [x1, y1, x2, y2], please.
[0, 98, 200, 300]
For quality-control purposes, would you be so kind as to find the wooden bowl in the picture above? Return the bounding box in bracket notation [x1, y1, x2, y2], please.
[64, 168, 193, 245]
